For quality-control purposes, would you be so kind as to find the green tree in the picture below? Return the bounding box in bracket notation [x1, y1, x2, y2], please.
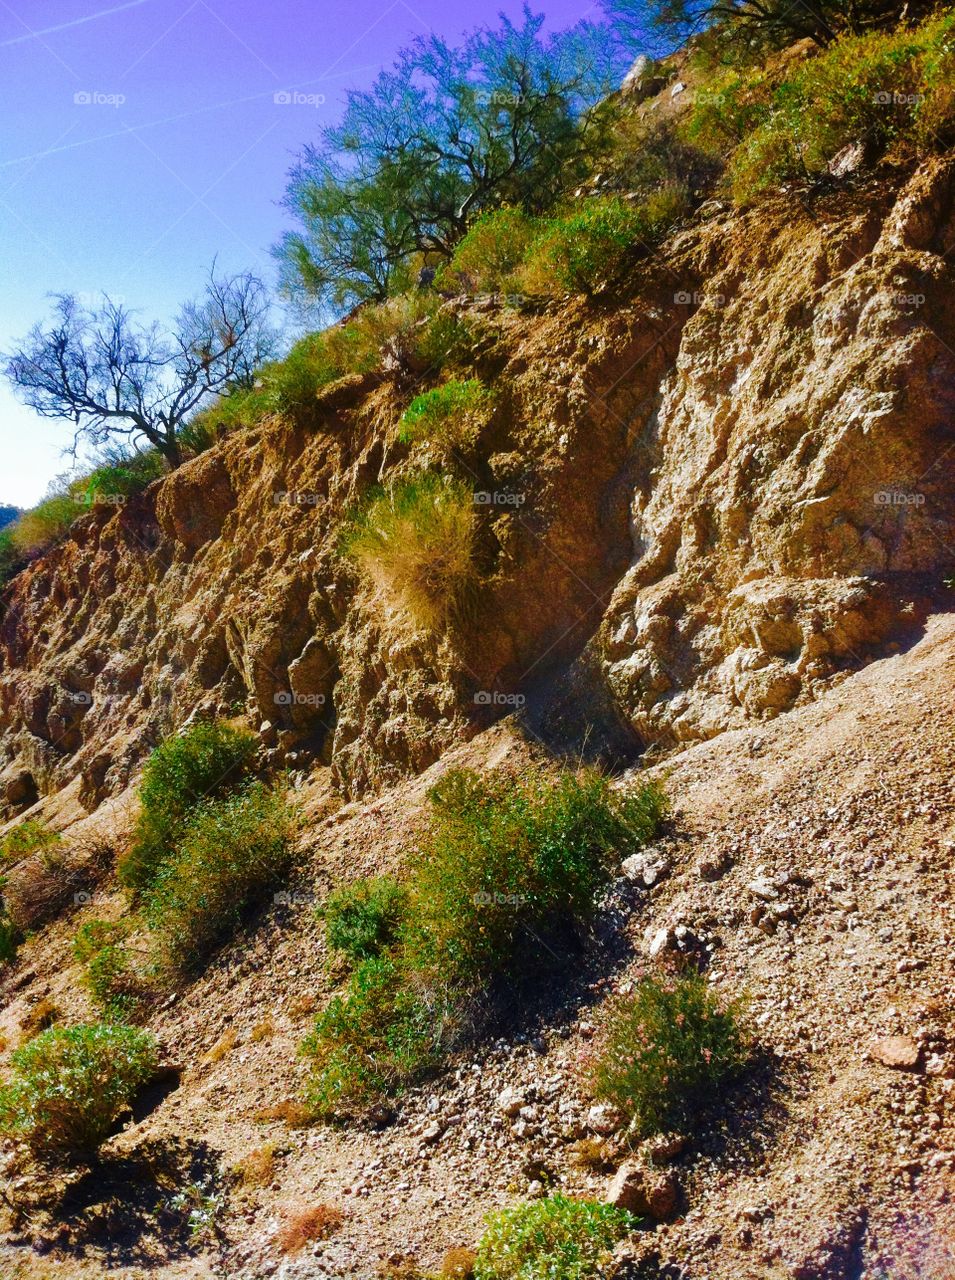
[275, 8, 623, 311]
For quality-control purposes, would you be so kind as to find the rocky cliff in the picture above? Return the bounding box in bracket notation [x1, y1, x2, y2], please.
[2, 158, 953, 819]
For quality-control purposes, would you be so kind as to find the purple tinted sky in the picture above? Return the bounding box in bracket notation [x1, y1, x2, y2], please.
[1, 0, 613, 505]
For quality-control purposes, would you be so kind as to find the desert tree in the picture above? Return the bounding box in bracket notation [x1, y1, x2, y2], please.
[5, 267, 277, 469]
[275, 7, 625, 312]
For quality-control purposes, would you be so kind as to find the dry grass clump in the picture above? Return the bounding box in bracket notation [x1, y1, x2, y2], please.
[233, 1142, 278, 1187]
[18, 998, 60, 1044]
[276, 1203, 344, 1252]
[442, 1246, 478, 1278]
[250, 1017, 275, 1043]
[3, 836, 112, 933]
[202, 1028, 238, 1064]
[253, 1098, 314, 1127]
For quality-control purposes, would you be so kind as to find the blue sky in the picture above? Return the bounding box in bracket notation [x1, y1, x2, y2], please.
[0, 0, 610, 506]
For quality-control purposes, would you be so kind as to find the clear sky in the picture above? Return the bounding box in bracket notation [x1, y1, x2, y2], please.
[0, 0, 611, 507]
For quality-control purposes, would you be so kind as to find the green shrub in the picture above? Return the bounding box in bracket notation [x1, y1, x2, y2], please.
[415, 309, 483, 372]
[341, 472, 478, 631]
[143, 782, 294, 978]
[399, 378, 495, 453]
[0, 895, 19, 966]
[7, 492, 78, 558]
[0, 818, 61, 865]
[119, 720, 257, 891]
[474, 1194, 636, 1280]
[588, 972, 748, 1138]
[0, 1022, 158, 1160]
[75, 447, 165, 507]
[73, 920, 141, 1017]
[300, 953, 442, 1116]
[519, 191, 689, 295]
[0, 529, 24, 586]
[321, 876, 407, 965]
[718, 14, 955, 201]
[403, 768, 668, 984]
[302, 769, 667, 1115]
[443, 208, 540, 293]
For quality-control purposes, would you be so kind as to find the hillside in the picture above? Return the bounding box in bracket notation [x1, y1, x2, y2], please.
[1, 24, 954, 1280]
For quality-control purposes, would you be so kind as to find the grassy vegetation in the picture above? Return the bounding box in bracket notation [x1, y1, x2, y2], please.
[441, 207, 541, 294]
[0, 895, 19, 967]
[474, 1194, 636, 1280]
[142, 781, 295, 979]
[0, 1022, 158, 1161]
[73, 919, 142, 1018]
[399, 379, 495, 454]
[686, 11, 955, 202]
[302, 768, 667, 1116]
[341, 472, 478, 631]
[0, 818, 61, 865]
[321, 876, 407, 965]
[119, 719, 257, 891]
[587, 972, 748, 1137]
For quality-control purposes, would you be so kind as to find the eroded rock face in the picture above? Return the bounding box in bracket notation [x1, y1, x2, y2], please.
[1, 160, 953, 811]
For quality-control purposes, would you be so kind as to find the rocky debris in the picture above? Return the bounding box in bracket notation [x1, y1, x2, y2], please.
[587, 1103, 624, 1137]
[869, 1036, 922, 1071]
[606, 1160, 680, 1219]
[622, 845, 671, 887]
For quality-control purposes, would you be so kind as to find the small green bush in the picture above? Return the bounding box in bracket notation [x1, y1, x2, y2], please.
[76, 447, 165, 507]
[300, 953, 442, 1115]
[143, 782, 294, 978]
[588, 972, 748, 1138]
[321, 876, 407, 965]
[443, 208, 540, 294]
[0, 1022, 158, 1160]
[474, 1194, 636, 1280]
[0, 895, 19, 967]
[0, 818, 61, 865]
[341, 472, 478, 631]
[0, 528, 24, 586]
[73, 920, 141, 1017]
[399, 378, 495, 453]
[519, 191, 689, 296]
[403, 768, 668, 984]
[415, 308, 483, 372]
[119, 720, 257, 891]
[7, 492, 78, 558]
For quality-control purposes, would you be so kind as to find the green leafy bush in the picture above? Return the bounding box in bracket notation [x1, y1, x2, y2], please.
[119, 720, 257, 891]
[588, 972, 748, 1137]
[399, 378, 495, 453]
[403, 768, 668, 984]
[474, 1194, 636, 1280]
[300, 953, 442, 1115]
[443, 208, 540, 293]
[341, 472, 478, 630]
[73, 920, 141, 1018]
[321, 876, 407, 965]
[7, 491, 78, 558]
[143, 782, 294, 978]
[711, 13, 955, 201]
[415, 309, 483, 372]
[519, 190, 689, 295]
[302, 769, 667, 1115]
[0, 1022, 158, 1160]
[0, 528, 24, 587]
[0, 895, 19, 966]
[76, 448, 165, 507]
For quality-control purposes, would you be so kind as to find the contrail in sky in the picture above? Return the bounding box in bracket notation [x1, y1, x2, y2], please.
[0, 0, 155, 48]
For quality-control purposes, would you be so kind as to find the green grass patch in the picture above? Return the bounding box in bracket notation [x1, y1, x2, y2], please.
[587, 971, 748, 1138]
[0, 1022, 158, 1161]
[341, 471, 478, 631]
[442, 207, 541, 294]
[119, 719, 257, 892]
[0, 819, 61, 865]
[474, 1194, 636, 1280]
[399, 378, 495, 453]
[321, 876, 407, 966]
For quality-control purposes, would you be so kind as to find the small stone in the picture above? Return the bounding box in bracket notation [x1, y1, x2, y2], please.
[606, 1161, 679, 1219]
[644, 1132, 687, 1165]
[498, 1086, 526, 1118]
[648, 927, 673, 959]
[421, 1120, 444, 1145]
[699, 853, 731, 882]
[748, 879, 778, 901]
[870, 1036, 922, 1070]
[587, 1103, 623, 1136]
[670, 80, 685, 97]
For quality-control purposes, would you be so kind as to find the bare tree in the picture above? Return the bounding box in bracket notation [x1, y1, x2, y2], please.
[5, 267, 277, 469]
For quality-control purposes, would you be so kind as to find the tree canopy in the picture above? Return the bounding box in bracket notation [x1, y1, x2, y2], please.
[274, 8, 624, 313]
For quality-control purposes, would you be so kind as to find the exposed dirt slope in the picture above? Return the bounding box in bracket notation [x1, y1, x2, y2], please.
[3, 614, 954, 1279]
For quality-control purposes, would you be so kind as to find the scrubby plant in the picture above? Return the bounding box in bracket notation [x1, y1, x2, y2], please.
[341, 472, 478, 630]
[0, 1021, 158, 1160]
[0, 897, 19, 967]
[6, 491, 78, 559]
[0, 818, 61, 865]
[119, 719, 257, 891]
[143, 781, 295, 978]
[321, 876, 407, 965]
[276, 1202, 345, 1252]
[73, 920, 141, 1018]
[301, 953, 443, 1115]
[403, 768, 668, 984]
[399, 379, 495, 454]
[76, 447, 166, 507]
[588, 972, 748, 1137]
[442, 208, 541, 294]
[415, 308, 484, 372]
[519, 190, 689, 295]
[474, 1194, 636, 1280]
[710, 13, 955, 201]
